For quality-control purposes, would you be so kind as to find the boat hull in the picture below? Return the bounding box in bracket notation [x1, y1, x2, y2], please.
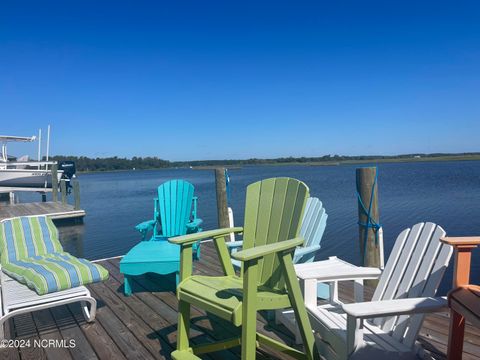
[0, 170, 61, 188]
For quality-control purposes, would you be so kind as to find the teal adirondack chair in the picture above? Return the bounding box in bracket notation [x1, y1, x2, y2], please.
[169, 178, 318, 360]
[228, 196, 329, 298]
[120, 180, 202, 296]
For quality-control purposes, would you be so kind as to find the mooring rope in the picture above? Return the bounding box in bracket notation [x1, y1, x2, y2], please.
[356, 169, 382, 265]
[224, 168, 231, 204]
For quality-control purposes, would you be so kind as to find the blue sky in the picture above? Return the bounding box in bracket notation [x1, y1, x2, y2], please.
[1, 1, 479, 161]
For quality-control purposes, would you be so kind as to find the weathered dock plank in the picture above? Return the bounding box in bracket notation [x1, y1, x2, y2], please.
[86, 284, 159, 360]
[12, 313, 47, 360]
[49, 305, 97, 360]
[66, 303, 127, 360]
[0, 241, 478, 359]
[31, 309, 74, 360]
[0, 201, 85, 221]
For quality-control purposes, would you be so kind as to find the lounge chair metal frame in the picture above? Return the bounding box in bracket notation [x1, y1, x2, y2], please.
[0, 217, 97, 340]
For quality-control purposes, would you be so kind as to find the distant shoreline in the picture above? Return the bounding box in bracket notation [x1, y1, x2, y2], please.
[76, 154, 480, 174]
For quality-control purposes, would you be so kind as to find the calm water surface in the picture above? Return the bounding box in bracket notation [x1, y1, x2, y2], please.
[22, 160, 480, 295]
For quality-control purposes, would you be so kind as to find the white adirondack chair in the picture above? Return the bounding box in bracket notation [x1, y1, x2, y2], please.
[290, 222, 453, 359]
[228, 197, 327, 266]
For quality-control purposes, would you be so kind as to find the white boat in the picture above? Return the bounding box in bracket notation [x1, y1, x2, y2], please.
[0, 134, 75, 190]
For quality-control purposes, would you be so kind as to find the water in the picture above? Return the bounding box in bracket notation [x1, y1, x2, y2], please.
[20, 160, 480, 295]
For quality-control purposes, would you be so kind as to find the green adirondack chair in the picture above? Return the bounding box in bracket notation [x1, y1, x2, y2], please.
[168, 178, 318, 360]
[120, 180, 202, 296]
[228, 196, 329, 299]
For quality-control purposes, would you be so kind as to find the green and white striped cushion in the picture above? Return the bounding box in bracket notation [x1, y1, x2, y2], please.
[0, 216, 63, 265]
[2, 252, 109, 295]
[0, 216, 109, 295]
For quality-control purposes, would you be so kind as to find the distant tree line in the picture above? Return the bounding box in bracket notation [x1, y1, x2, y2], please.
[50, 155, 170, 171]
[48, 152, 480, 172]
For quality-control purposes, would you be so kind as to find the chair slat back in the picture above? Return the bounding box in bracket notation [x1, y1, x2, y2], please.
[370, 222, 452, 346]
[299, 197, 327, 250]
[157, 180, 195, 237]
[241, 178, 308, 291]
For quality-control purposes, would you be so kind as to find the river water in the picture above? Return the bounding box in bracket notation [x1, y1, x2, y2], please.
[21, 160, 480, 295]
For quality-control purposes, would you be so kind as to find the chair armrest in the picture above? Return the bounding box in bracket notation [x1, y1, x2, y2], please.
[342, 297, 447, 355]
[226, 240, 244, 249]
[293, 244, 321, 261]
[135, 220, 156, 233]
[232, 237, 304, 262]
[186, 218, 203, 229]
[169, 227, 243, 245]
[342, 297, 448, 319]
[440, 236, 480, 246]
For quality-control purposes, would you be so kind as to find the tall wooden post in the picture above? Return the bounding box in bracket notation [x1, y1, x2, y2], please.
[60, 180, 67, 205]
[356, 167, 381, 286]
[51, 164, 58, 202]
[215, 168, 230, 229]
[73, 180, 80, 210]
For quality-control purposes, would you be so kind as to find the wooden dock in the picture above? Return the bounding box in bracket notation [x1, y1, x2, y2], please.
[0, 201, 85, 221]
[1, 242, 479, 360]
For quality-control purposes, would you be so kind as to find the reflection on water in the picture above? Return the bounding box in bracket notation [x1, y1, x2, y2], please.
[56, 220, 85, 258]
[17, 160, 480, 295]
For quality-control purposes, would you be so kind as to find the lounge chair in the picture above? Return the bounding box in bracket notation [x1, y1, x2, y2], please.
[0, 215, 108, 339]
[285, 222, 454, 359]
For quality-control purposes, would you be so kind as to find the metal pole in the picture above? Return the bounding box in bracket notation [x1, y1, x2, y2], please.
[37, 128, 42, 169]
[46, 124, 50, 169]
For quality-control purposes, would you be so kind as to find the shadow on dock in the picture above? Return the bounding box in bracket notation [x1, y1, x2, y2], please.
[1, 242, 478, 359]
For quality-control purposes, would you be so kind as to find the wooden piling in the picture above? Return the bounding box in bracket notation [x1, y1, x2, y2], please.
[73, 180, 80, 210]
[356, 167, 381, 286]
[60, 179, 67, 205]
[215, 168, 230, 229]
[51, 164, 59, 202]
